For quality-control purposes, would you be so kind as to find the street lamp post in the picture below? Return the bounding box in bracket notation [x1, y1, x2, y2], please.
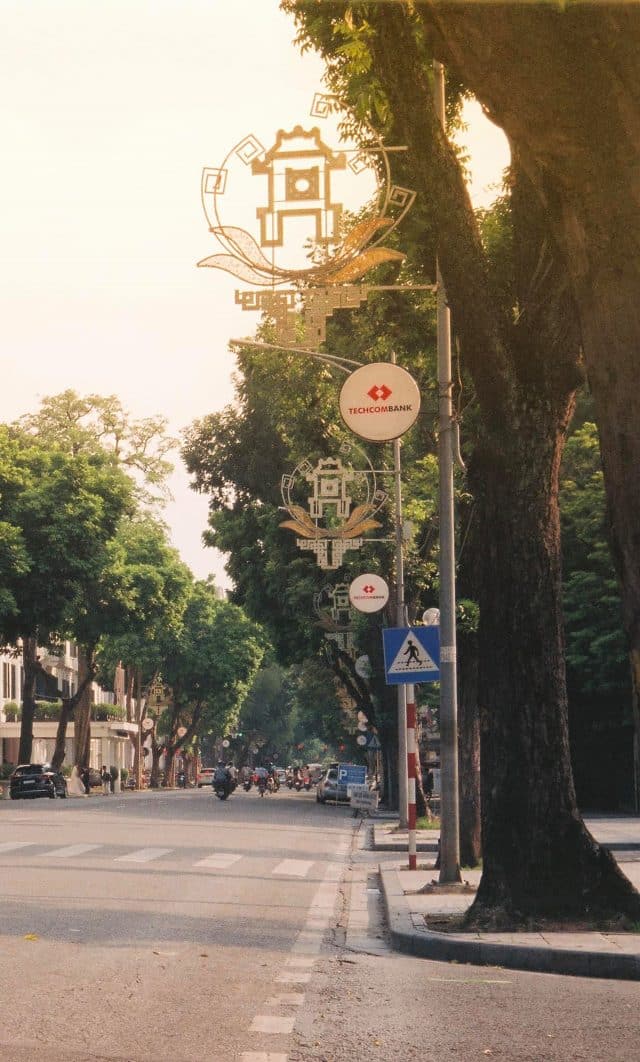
[434, 60, 461, 883]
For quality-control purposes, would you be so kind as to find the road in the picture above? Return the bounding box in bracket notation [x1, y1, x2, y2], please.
[0, 788, 637, 1062]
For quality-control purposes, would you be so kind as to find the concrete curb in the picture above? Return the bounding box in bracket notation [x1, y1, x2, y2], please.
[380, 867, 640, 981]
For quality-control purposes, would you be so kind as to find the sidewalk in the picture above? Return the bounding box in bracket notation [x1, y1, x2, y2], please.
[374, 815, 640, 980]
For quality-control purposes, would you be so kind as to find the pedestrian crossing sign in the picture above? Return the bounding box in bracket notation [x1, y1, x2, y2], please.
[382, 626, 440, 685]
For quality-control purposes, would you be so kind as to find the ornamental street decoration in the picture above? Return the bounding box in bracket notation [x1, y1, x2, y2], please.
[280, 444, 388, 570]
[313, 582, 358, 660]
[199, 94, 429, 349]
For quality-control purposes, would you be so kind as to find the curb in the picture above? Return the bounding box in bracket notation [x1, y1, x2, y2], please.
[379, 867, 640, 981]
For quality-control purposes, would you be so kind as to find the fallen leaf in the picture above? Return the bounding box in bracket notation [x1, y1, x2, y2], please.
[24, 933, 38, 942]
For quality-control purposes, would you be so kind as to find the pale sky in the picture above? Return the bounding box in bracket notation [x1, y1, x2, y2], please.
[1, 1, 508, 590]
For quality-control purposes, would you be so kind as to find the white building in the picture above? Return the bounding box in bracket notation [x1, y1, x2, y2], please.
[0, 641, 137, 773]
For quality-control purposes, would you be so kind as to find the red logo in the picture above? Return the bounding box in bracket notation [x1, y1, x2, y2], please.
[363, 585, 375, 594]
[367, 384, 391, 401]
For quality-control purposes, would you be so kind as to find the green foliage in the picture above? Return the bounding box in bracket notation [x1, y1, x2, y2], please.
[560, 420, 628, 699]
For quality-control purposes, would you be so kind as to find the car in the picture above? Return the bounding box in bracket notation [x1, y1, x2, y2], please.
[316, 767, 349, 805]
[10, 763, 67, 800]
[197, 767, 215, 787]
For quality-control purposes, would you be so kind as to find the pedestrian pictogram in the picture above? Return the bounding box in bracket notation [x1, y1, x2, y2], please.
[382, 626, 440, 685]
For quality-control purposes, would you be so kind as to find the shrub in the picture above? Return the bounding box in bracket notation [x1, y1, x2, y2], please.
[0, 762, 16, 779]
[3, 701, 20, 721]
[92, 704, 126, 721]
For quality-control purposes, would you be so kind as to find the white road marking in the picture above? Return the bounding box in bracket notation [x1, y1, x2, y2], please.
[0, 842, 36, 853]
[265, 994, 305, 1007]
[249, 1016, 295, 1035]
[285, 957, 316, 968]
[240, 1054, 288, 1062]
[272, 859, 313, 877]
[195, 852, 242, 869]
[276, 971, 311, 984]
[115, 848, 172, 863]
[47, 844, 101, 858]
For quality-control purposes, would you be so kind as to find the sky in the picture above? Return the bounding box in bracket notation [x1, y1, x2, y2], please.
[1, 1, 508, 590]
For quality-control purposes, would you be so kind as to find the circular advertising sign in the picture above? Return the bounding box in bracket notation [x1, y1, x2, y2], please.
[141, 717, 155, 732]
[339, 362, 421, 442]
[349, 573, 389, 614]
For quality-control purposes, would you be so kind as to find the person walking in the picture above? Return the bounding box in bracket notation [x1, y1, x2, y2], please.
[101, 765, 111, 795]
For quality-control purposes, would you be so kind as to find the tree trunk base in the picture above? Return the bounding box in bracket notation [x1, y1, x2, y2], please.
[465, 834, 640, 930]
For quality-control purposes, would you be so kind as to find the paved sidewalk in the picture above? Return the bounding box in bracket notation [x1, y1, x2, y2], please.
[375, 815, 640, 980]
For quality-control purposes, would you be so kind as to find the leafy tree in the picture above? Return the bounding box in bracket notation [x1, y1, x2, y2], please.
[280, 1, 640, 923]
[19, 390, 175, 506]
[159, 581, 268, 785]
[96, 518, 194, 782]
[0, 425, 134, 762]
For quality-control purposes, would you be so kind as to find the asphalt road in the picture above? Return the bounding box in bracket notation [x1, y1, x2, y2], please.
[0, 789, 637, 1062]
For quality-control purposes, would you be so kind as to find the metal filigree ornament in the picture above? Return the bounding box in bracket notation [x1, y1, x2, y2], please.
[198, 94, 420, 349]
[313, 583, 357, 659]
[280, 443, 388, 571]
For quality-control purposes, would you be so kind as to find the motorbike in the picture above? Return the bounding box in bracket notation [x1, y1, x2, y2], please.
[177, 771, 187, 789]
[213, 772, 234, 801]
[243, 778, 252, 792]
[257, 775, 269, 797]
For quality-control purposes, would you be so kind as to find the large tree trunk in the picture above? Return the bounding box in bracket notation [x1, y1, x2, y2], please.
[18, 636, 39, 764]
[469, 413, 639, 923]
[421, 0, 640, 828]
[73, 651, 93, 770]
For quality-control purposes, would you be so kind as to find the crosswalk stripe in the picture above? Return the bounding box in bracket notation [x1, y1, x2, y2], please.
[115, 848, 172, 863]
[0, 842, 35, 853]
[195, 853, 242, 869]
[249, 1015, 295, 1035]
[272, 859, 313, 878]
[47, 844, 102, 858]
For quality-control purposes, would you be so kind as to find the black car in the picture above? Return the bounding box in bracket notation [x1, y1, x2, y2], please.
[10, 764, 68, 800]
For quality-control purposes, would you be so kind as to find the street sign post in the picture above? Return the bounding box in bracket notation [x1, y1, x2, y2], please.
[382, 626, 440, 685]
[338, 764, 367, 786]
[349, 784, 379, 813]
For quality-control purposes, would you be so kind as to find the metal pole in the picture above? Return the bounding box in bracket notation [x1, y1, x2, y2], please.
[434, 59, 461, 883]
[406, 683, 417, 869]
[393, 431, 409, 829]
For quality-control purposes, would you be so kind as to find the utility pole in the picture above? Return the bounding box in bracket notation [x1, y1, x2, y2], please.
[434, 59, 461, 883]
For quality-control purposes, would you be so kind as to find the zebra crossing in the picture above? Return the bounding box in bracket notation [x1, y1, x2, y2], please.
[0, 839, 320, 877]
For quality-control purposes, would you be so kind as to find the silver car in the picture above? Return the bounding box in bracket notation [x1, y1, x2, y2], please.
[316, 767, 349, 804]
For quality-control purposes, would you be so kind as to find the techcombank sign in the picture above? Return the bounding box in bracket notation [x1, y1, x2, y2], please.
[339, 362, 421, 442]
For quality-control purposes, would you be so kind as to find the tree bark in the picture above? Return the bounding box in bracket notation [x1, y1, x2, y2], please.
[371, 5, 640, 920]
[73, 651, 93, 770]
[420, 0, 640, 826]
[18, 636, 39, 764]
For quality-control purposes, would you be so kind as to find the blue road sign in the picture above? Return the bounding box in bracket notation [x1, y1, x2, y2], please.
[338, 764, 367, 786]
[382, 626, 440, 685]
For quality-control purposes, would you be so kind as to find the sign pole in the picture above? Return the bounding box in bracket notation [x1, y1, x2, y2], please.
[434, 59, 461, 883]
[393, 428, 409, 830]
[406, 683, 418, 869]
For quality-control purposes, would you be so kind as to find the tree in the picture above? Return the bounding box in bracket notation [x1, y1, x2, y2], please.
[159, 581, 268, 784]
[0, 425, 134, 763]
[282, 1, 640, 923]
[96, 517, 194, 782]
[20, 392, 177, 769]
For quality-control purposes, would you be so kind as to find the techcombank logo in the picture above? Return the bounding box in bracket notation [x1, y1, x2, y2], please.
[339, 362, 421, 442]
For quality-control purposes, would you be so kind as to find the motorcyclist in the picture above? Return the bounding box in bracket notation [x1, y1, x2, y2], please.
[213, 760, 232, 797]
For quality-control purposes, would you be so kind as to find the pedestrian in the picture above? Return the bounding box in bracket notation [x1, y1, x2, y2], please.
[81, 766, 91, 795]
[68, 765, 87, 798]
[101, 765, 111, 795]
